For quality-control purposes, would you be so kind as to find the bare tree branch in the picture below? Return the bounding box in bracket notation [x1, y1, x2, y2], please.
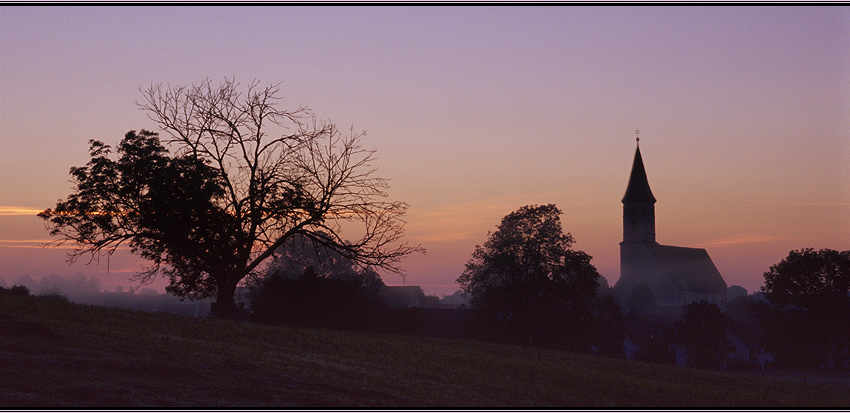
[43, 78, 423, 318]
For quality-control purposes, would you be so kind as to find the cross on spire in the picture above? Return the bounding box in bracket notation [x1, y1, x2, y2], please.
[635, 129, 640, 143]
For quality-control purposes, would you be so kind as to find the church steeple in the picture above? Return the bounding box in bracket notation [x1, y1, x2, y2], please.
[622, 135, 656, 243]
[622, 139, 656, 203]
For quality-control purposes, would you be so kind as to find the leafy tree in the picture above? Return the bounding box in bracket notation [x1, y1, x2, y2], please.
[761, 248, 850, 369]
[259, 232, 385, 297]
[457, 204, 600, 349]
[0, 285, 30, 296]
[757, 305, 818, 368]
[589, 290, 626, 358]
[675, 300, 730, 369]
[250, 267, 383, 330]
[40, 78, 421, 318]
[725, 293, 770, 348]
[249, 233, 388, 329]
[726, 285, 748, 301]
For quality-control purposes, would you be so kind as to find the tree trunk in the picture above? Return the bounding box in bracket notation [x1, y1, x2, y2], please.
[211, 279, 239, 319]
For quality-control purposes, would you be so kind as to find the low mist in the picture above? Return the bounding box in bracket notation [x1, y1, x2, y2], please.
[0, 273, 212, 317]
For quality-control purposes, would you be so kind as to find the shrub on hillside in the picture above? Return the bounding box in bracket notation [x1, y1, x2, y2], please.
[39, 292, 70, 303]
[589, 292, 626, 358]
[250, 267, 387, 331]
[0, 285, 31, 296]
[676, 300, 730, 370]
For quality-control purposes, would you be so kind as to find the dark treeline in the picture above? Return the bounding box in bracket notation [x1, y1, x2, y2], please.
[617, 248, 850, 371]
[244, 209, 850, 371]
[4, 248, 847, 371]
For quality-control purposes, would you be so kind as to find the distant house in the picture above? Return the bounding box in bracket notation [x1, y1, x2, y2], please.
[380, 286, 428, 308]
[613, 139, 727, 309]
[379, 286, 446, 309]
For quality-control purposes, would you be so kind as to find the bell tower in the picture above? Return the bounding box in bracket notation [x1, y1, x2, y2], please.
[621, 133, 656, 244]
[616, 133, 728, 309]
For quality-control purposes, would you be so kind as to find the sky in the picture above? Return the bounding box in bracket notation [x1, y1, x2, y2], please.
[1, 6, 849, 297]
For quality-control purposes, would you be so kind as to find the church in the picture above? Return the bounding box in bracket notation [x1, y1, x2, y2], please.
[613, 137, 727, 309]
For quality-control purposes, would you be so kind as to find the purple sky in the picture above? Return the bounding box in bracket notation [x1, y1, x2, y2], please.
[2, 6, 848, 297]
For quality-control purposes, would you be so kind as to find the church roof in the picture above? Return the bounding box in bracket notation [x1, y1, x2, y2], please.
[647, 244, 727, 292]
[380, 285, 426, 308]
[622, 144, 656, 203]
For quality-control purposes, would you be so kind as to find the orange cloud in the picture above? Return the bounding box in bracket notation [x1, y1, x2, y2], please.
[0, 239, 59, 249]
[405, 195, 539, 243]
[0, 239, 131, 250]
[0, 206, 44, 216]
[404, 189, 602, 244]
[693, 234, 798, 248]
[768, 202, 850, 207]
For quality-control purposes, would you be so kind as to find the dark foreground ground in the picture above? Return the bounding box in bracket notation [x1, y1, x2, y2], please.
[2, 293, 849, 407]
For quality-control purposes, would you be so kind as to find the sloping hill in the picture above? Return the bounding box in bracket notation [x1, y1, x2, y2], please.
[1, 293, 847, 407]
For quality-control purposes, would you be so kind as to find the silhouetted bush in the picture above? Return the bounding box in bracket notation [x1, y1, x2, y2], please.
[760, 248, 850, 369]
[250, 267, 387, 331]
[39, 292, 70, 303]
[758, 305, 822, 369]
[0, 285, 31, 296]
[590, 292, 626, 358]
[676, 301, 730, 370]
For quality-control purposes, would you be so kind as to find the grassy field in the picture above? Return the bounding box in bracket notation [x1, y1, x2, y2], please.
[1, 293, 848, 407]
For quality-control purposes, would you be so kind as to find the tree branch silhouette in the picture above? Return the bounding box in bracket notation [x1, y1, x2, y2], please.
[41, 78, 422, 317]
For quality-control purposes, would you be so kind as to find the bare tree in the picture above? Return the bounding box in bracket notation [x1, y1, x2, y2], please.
[41, 78, 422, 317]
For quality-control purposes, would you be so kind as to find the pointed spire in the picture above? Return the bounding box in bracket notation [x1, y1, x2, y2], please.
[622, 139, 656, 203]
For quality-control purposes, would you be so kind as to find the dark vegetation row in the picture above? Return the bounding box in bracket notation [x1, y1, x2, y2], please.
[5, 245, 847, 373]
[245, 206, 849, 372]
[2, 291, 849, 407]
